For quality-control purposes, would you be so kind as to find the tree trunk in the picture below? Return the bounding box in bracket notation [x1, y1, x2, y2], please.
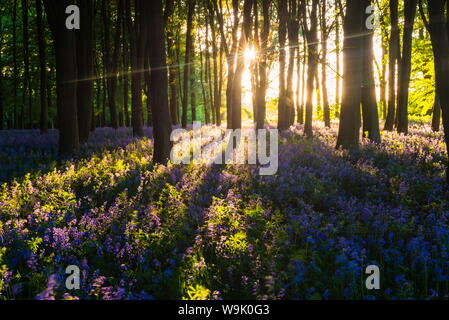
[147, 0, 172, 164]
[22, 0, 32, 128]
[427, 0, 449, 184]
[231, 0, 253, 130]
[396, 0, 418, 134]
[190, 27, 197, 123]
[165, 0, 179, 125]
[384, 0, 400, 131]
[36, 0, 48, 133]
[182, 0, 195, 128]
[122, 7, 130, 127]
[12, 0, 18, 128]
[126, 0, 145, 137]
[102, 0, 120, 129]
[44, 0, 80, 154]
[301, 0, 319, 137]
[255, 0, 270, 130]
[286, 0, 298, 128]
[361, 0, 381, 142]
[432, 91, 441, 132]
[336, 0, 364, 149]
[278, 0, 288, 130]
[335, 1, 341, 116]
[0, 17, 4, 130]
[77, 0, 94, 143]
[320, 0, 330, 128]
[208, 4, 221, 126]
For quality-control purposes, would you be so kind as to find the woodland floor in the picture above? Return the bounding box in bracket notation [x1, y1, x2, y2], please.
[0, 121, 449, 300]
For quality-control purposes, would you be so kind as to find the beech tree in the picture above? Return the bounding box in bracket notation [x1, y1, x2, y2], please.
[44, 0, 80, 154]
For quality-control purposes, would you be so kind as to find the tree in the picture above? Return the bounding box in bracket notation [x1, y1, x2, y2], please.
[336, 0, 364, 149]
[384, 0, 400, 131]
[22, 0, 32, 128]
[319, 0, 332, 128]
[182, 0, 195, 128]
[36, 0, 48, 134]
[300, 0, 319, 137]
[230, 0, 253, 130]
[126, 0, 146, 137]
[397, 0, 418, 134]
[0, 15, 3, 130]
[44, 0, 80, 154]
[147, 0, 172, 164]
[76, 0, 94, 142]
[102, 0, 123, 130]
[424, 0, 449, 184]
[278, 0, 288, 130]
[255, 0, 271, 130]
[165, 0, 180, 125]
[361, 0, 381, 142]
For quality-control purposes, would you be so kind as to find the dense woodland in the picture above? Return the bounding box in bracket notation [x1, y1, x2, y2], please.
[0, 1, 447, 168]
[2, 0, 449, 300]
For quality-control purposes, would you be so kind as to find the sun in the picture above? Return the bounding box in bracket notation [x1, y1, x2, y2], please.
[244, 46, 256, 63]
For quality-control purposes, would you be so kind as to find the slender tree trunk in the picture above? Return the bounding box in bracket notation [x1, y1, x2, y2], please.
[231, 0, 253, 130]
[320, 0, 330, 128]
[122, 7, 130, 127]
[397, 0, 418, 134]
[190, 27, 197, 123]
[0, 19, 3, 130]
[336, 0, 364, 149]
[12, 0, 18, 129]
[77, 0, 94, 143]
[301, 0, 319, 137]
[208, 6, 221, 126]
[44, 0, 80, 154]
[126, 0, 145, 137]
[278, 0, 288, 130]
[22, 0, 32, 128]
[299, 41, 307, 124]
[335, 2, 341, 116]
[255, 0, 270, 130]
[361, 0, 381, 142]
[384, 0, 400, 131]
[426, 0, 449, 183]
[182, 0, 195, 128]
[36, 0, 48, 134]
[432, 91, 441, 132]
[102, 0, 121, 129]
[165, 0, 179, 125]
[147, 0, 172, 164]
[285, 0, 298, 128]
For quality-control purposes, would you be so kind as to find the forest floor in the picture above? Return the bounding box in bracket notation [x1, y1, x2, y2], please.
[1, 121, 449, 300]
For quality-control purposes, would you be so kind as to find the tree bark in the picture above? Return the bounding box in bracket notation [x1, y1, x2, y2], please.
[301, 0, 319, 137]
[182, 0, 195, 128]
[126, 0, 145, 137]
[384, 0, 400, 131]
[396, 0, 418, 134]
[320, 0, 330, 128]
[278, 0, 288, 130]
[231, 0, 253, 130]
[147, 0, 172, 164]
[165, 0, 179, 125]
[22, 0, 32, 128]
[36, 0, 48, 134]
[44, 0, 80, 154]
[77, 0, 94, 142]
[361, 0, 381, 142]
[336, 0, 364, 149]
[256, 0, 270, 130]
[426, 0, 449, 184]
